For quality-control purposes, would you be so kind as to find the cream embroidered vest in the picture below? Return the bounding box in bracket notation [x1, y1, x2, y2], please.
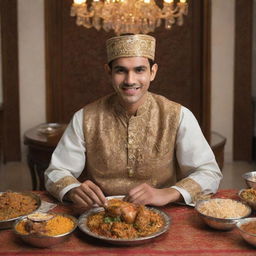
[81, 92, 181, 196]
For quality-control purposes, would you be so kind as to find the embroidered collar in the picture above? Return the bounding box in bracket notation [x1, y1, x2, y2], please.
[112, 92, 152, 119]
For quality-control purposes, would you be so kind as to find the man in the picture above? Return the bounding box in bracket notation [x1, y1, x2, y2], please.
[45, 34, 222, 210]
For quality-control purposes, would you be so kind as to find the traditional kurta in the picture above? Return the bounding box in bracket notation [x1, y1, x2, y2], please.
[45, 92, 222, 205]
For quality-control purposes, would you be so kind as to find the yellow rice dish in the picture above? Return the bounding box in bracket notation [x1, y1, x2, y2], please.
[15, 215, 75, 236]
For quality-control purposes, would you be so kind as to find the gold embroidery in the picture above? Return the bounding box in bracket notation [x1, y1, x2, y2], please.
[48, 176, 80, 198]
[128, 168, 135, 177]
[194, 192, 213, 202]
[175, 178, 202, 203]
[106, 34, 155, 62]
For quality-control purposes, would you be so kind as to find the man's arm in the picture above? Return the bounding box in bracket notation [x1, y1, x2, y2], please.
[44, 109, 86, 201]
[172, 107, 223, 205]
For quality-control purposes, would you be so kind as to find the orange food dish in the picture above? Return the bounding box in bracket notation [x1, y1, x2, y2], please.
[87, 199, 164, 239]
[15, 214, 75, 236]
[0, 192, 38, 221]
[240, 221, 256, 235]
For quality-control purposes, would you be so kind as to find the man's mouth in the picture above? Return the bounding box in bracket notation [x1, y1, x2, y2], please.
[122, 84, 141, 90]
[123, 87, 140, 90]
[121, 86, 141, 95]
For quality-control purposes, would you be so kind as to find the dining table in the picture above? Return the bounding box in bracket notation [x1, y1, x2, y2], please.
[0, 189, 256, 256]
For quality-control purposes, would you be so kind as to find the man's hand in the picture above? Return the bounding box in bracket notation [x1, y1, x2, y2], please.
[125, 183, 182, 206]
[66, 180, 106, 210]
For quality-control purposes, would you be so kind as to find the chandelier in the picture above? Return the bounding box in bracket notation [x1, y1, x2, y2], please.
[71, 0, 188, 35]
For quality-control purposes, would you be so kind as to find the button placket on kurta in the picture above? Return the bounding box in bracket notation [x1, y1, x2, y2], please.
[127, 117, 137, 177]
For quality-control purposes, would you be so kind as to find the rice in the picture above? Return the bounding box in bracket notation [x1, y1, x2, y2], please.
[15, 215, 75, 236]
[0, 192, 38, 221]
[197, 198, 249, 218]
[45, 215, 75, 236]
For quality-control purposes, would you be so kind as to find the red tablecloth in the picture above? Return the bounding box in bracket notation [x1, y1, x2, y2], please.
[0, 190, 255, 256]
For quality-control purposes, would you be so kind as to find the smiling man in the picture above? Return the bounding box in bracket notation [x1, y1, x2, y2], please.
[107, 56, 157, 115]
[45, 34, 222, 211]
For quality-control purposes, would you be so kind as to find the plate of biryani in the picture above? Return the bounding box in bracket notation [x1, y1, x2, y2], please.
[78, 195, 171, 245]
[0, 191, 41, 229]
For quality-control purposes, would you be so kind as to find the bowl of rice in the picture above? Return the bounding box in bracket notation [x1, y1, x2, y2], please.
[242, 171, 256, 189]
[236, 217, 256, 246]
[195, 198, 251, 230]
[14, 213, 77, 248]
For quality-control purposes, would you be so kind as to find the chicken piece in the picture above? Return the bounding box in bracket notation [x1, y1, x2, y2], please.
[105, 199, 123, 217]
[134, 206, 151, 231]
[24, 220, 34, 233]
[105, 199, 138, 224]
[24, 220, 47, 235]
[120, 204, 138, 224]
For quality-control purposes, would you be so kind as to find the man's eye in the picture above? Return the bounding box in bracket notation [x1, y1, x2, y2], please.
[115, 69, 125, 73]
[136, 68, 145, 73]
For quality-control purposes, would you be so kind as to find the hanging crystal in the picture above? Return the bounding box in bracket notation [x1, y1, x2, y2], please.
[70, 0, 188, 35]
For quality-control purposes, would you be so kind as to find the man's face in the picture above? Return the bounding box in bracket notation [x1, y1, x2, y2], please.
[107, 56, 158, 108]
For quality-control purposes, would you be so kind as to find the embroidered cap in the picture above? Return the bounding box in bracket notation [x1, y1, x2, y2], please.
[106, 34, 156, 63]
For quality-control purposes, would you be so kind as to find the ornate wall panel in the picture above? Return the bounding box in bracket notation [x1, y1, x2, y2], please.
[45, 0, 211, 139]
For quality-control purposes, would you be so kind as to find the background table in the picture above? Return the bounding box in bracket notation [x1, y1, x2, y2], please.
[24, 123, 66, 190]
[0, 189, 255, 256]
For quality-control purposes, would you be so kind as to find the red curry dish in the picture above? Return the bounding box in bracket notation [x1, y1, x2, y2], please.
[86, 199, 165, 239]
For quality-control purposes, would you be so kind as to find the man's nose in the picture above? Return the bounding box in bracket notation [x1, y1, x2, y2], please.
[124, 72, 136, 85]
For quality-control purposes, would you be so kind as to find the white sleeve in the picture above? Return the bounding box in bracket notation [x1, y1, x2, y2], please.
[171, 106, 223, 205]
[44, 108, 86, 201]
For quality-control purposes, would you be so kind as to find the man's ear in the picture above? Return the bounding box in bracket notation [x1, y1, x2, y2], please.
[150, 63, 158, 81]
[104, 63, 111, 75]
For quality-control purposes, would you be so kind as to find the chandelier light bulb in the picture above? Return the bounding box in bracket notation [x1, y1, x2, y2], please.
[73, 0, 86, 4]
[71, 0, 188, 35]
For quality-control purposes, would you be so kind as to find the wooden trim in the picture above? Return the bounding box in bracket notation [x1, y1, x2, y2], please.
[0, 0, 21, 162]
[45, 0, 63, 122]
[202, 0, 211, 141]
[190, 0, 211, 141]
[253, 136, 256, 161]
[0, 103, 3, 160]
[234, 0, 253, 161]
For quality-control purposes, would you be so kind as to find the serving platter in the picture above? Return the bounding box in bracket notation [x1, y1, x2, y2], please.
[78, 196, 171, 245]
